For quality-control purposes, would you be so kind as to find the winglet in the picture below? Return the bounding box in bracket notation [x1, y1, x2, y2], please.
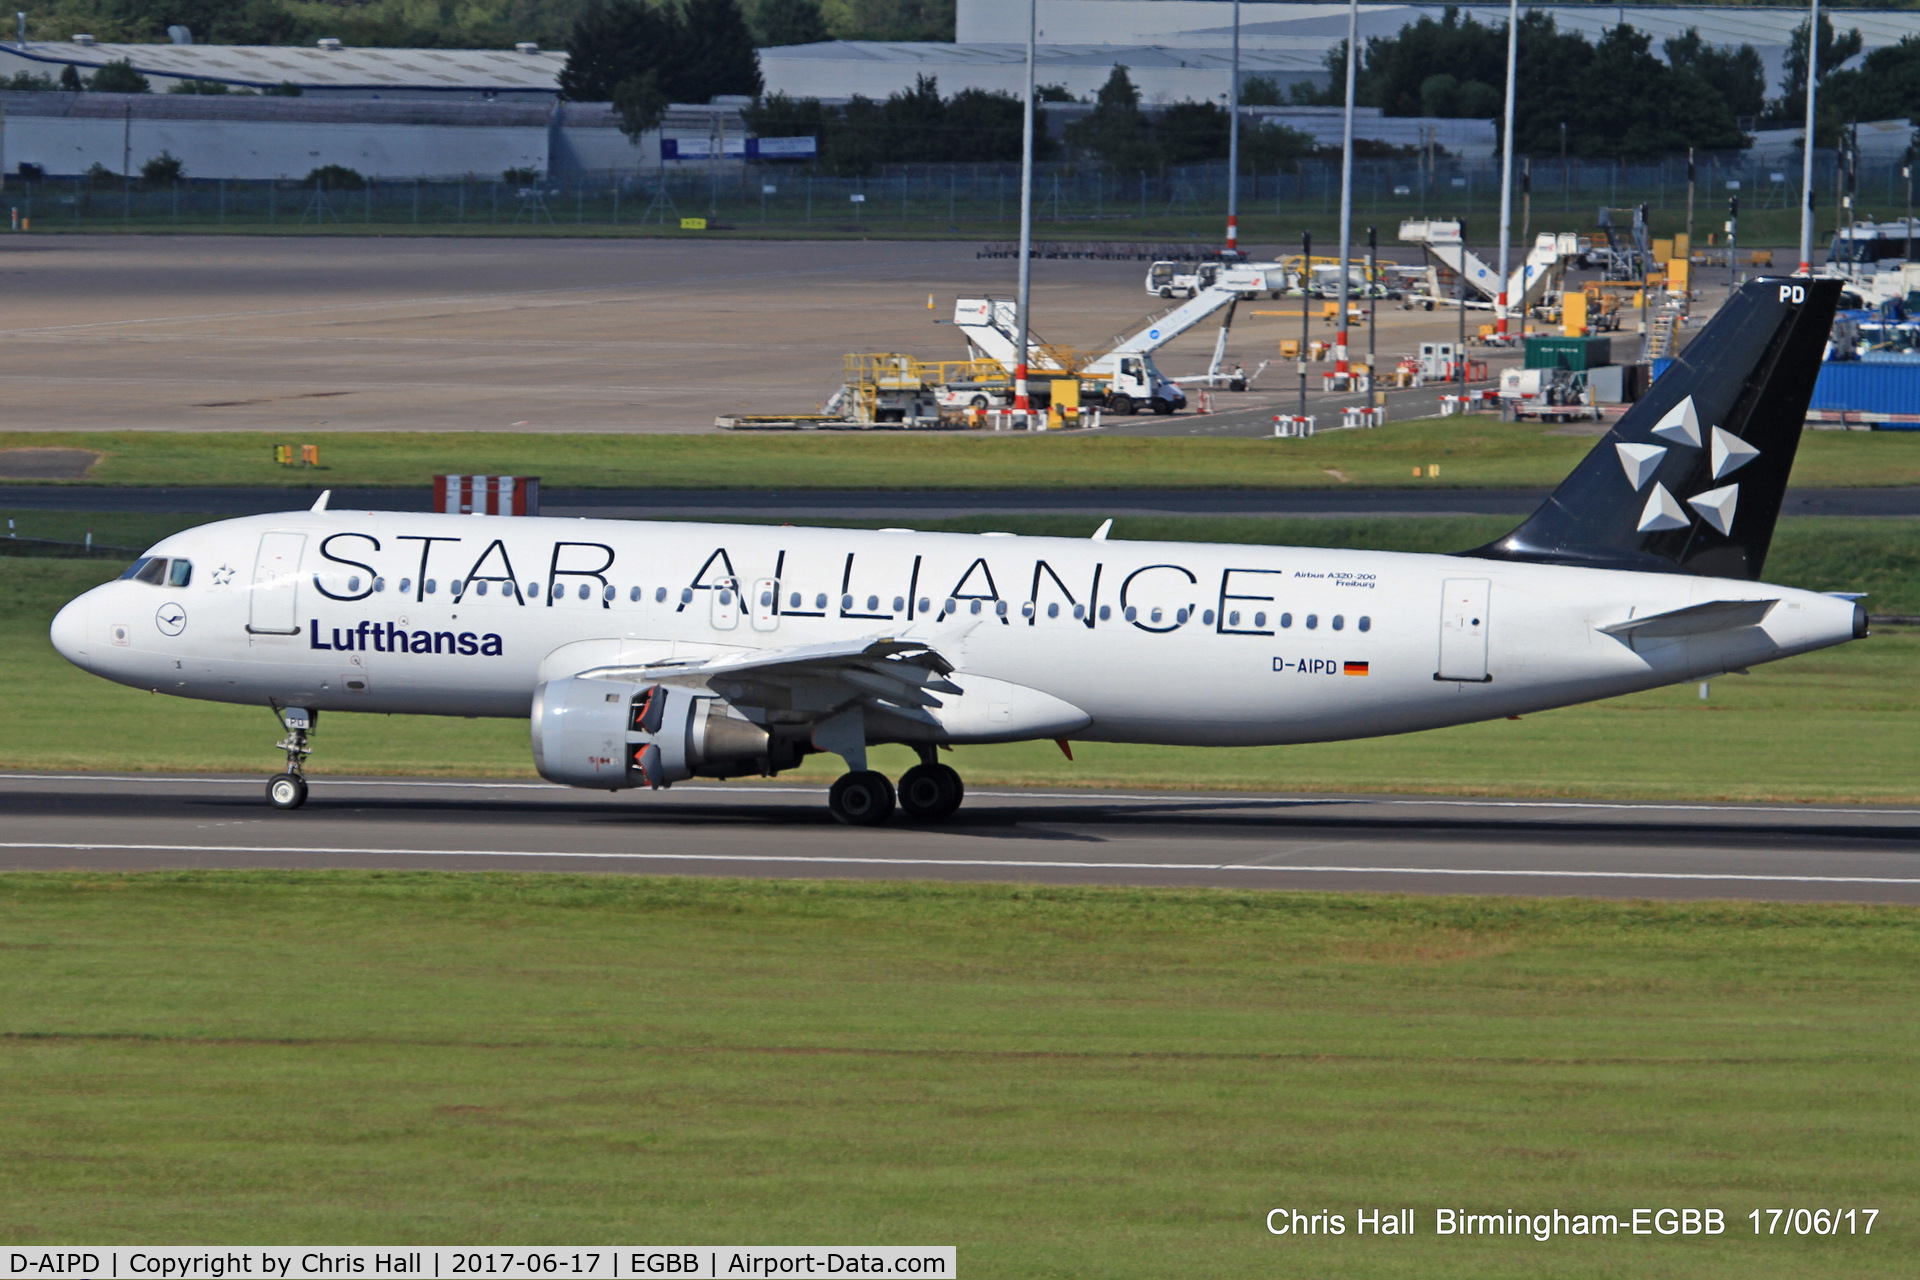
[310, 490, 332, 512]
[1092, 519, 1113, 541]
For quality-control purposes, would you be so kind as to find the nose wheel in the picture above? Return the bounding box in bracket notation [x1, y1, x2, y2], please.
[898, 763, 964, 821]
[266, 706, 315, 810]
[267, 773, 308, 810]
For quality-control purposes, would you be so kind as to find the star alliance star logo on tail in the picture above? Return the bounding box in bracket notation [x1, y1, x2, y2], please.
[1615, 395, 1760, 536]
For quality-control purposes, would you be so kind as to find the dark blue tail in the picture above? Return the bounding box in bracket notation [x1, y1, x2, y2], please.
[1467, 277, 1841, 581]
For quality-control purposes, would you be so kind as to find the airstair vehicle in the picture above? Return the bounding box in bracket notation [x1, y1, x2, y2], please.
[1399, 220, 1585, 314]
[951, 269, 1266, 414]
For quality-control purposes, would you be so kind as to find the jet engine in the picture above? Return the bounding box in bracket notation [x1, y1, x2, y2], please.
[530, 676, 785, 790]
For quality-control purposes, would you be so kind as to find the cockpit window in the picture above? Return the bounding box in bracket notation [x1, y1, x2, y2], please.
[119, 557, 154, 581]
[132, 558, 168, 585]
[167, 559, 192, 587]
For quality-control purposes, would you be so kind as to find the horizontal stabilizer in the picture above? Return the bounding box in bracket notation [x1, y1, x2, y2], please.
[1597, 598, 1777, 639]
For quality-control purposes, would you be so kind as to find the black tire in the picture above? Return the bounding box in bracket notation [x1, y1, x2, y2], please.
[969, 394, 989, 410]
[1108, 395, 1137, 416]
[1149, 397, 1174, 415]
[828, 770, 896, 826]
[898, 763, 964, 821]
[1158, 287, 1173, 299]
[267, 773, 307, 810]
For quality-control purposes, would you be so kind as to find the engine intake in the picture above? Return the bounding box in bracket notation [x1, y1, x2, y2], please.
[530, 676, 776, 790]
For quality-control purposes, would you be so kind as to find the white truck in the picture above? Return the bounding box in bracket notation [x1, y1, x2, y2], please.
[1146, 258, 1288, 299]
[950, 268, 1266, 415]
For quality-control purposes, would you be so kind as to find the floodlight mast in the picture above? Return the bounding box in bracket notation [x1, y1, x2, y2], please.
[1334, 0, 1358, 379]
[1226, 0, 1240, 253]
[1495, 0, 1517, 340]
[1013, 0, 1037, 422]
[1798, 0, 1819, 274]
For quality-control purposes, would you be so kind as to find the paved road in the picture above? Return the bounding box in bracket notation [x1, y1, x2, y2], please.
[6, 484, 1920, 520]
[4, 773, 1918, 904]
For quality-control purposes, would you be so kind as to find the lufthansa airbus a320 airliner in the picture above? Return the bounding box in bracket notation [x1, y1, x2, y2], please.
[51, 279, 1866, 824]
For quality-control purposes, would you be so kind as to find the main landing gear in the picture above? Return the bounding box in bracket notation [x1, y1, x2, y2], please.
[266, 706, 314, 810]
[826, 749, 966, 826]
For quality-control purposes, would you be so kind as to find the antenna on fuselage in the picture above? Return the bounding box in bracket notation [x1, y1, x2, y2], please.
[310, 490, 331, 512]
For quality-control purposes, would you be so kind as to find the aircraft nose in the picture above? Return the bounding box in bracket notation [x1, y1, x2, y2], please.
[49, 592, 92, 666]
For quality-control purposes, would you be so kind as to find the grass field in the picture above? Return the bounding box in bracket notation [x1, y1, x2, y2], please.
[9, 423, 1920, 491]
[0, 871, 1914, 1274]
[6, 202, 1812, 249]
[7, 514, 1918, 801]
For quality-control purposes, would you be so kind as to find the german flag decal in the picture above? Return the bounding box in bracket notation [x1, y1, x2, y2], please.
[1343, 661, 1370, 676]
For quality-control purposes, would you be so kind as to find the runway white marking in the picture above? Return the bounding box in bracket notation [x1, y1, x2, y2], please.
[5, 775, 1917, 818]
[1, 842, 1917, 886]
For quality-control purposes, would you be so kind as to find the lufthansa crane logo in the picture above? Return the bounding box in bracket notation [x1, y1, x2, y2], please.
[155, 602, 188, 636]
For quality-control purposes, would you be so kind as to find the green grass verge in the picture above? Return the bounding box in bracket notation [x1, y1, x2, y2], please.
[0, 871, 1915, 1273]
[9, 423, 1920, 490]
[3, 202, 1808, 247]
[7, 514, 1917, 800]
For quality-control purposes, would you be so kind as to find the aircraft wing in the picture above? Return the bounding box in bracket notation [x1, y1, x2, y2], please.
[579, 635, 963, 713]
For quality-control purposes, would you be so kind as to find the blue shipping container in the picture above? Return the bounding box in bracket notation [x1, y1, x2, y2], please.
[1651, 357, 1675, 381]
[1811, 362, 1920, 417]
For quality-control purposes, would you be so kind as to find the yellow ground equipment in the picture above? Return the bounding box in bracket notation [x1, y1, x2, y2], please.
[842, 353, 1007, 424]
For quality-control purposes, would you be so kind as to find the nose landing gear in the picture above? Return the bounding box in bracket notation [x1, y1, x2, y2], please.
[266, 706, 314, 810]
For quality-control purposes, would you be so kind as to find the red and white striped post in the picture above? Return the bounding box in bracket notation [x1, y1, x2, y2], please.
[433, 475, 541, 516]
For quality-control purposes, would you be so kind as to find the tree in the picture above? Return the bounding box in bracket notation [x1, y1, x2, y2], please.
[1239, 121, 1319, 173]
[1513, 24, 1745, 159]
[680, 0, 763, 101]
[305, 164, 365, 188]
[140, 150, 183, 184]
[1664, 29, 1766, 122]
[943, 87, 1025, 162]
[560, 0, 681, 103]
[1239, 76, 1283, 107]
[1064, 66, 1158, 172]
[1156, 100, 1227, 166]
[167, 78, 230, 94]
[752, 0, 826, 47]
[820, 0, 953, 42]
[59, 64, 83, 91]
[89, 60, 150, 93]
[1775, 14, 1863, 125]
[1824, 36, 1920, 128]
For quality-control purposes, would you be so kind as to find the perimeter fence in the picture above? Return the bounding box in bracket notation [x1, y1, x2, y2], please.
[0, 149, 1895, 236]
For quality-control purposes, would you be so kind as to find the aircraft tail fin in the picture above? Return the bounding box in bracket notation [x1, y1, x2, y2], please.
[1465, 276, 1841, 581]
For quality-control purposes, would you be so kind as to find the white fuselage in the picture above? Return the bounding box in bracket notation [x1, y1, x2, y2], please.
[52, 510, 1861, 753]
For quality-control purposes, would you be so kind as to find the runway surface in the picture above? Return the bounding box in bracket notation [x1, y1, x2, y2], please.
[6, 484, 1919, 519]
[4, 772, 1918, 904]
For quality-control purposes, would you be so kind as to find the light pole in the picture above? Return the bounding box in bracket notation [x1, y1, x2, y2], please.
[1905, 160, 1913, 264]
[1013, 0, 1036, 423]
[1494, 0, 1517, 342]
[1457, 219, 1468, 389]
[1299, 229, 1311, 420]
[1334, 0, 1358, 381]
[1226, 0, 1240, 253]
[1685, 147, 1695, 251]
[1798, 0, 1820, 274]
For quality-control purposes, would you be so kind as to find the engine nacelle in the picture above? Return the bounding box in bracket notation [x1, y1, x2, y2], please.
[530, 676, 774, 790]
